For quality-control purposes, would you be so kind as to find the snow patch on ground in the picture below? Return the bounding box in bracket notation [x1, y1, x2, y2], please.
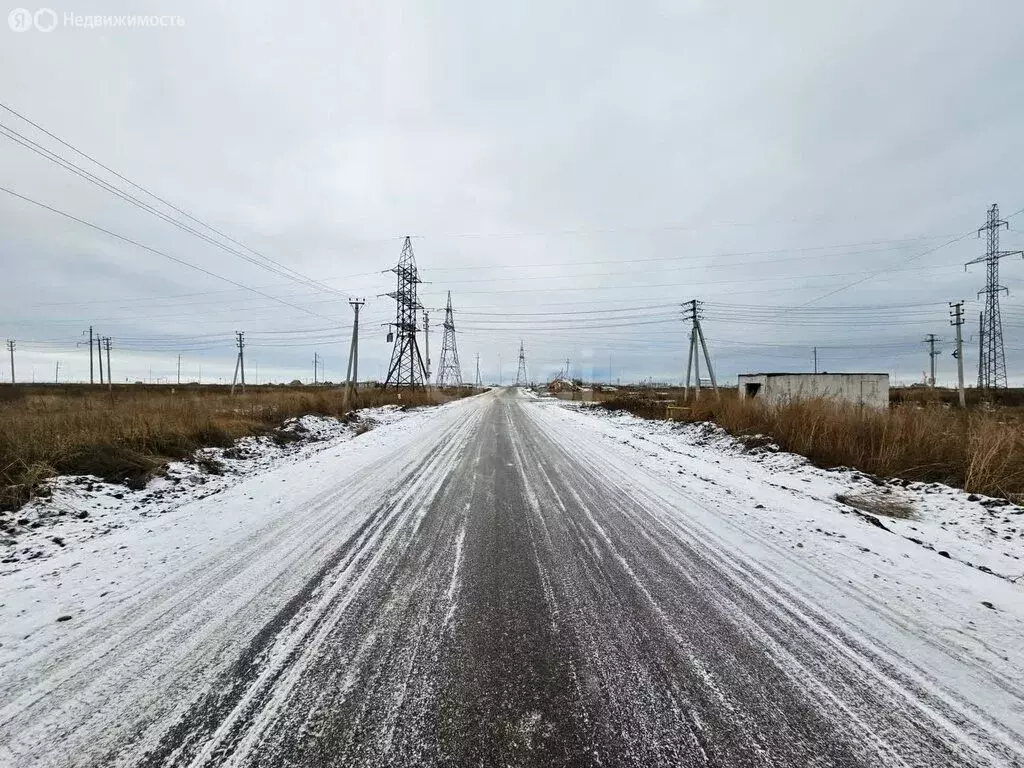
[0, 407, 407, 569]
[563, 403, 1024, 584]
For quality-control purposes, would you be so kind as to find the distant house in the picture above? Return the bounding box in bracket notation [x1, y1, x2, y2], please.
[737, 373, 889, 408]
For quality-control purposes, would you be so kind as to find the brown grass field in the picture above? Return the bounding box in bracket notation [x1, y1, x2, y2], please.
[594, 386, 1024, 503]
[0, 383, 478, 511]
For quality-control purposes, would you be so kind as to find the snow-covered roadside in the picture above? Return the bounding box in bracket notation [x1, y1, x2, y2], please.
[561, 403, 1024, 585]
[0, 400, 478, 669]
[0, 406, 410, 569]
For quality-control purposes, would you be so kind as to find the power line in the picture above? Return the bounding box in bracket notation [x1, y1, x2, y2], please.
[0, 184, 335, 320]
[0, 102, 352, 301]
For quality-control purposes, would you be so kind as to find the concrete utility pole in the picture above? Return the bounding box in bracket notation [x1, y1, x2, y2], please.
[177, 354, 181, 386]
[103, 337, 112, 390]
[950, 301, 966, 409]
[54, 360, 60, 383]
[231, 331, 246, 395]
[813, 346, 818, 374]
[923, 334, 940, 387]
[313, 352, 319, 385]
[88, 326, 94, 384]
[6, 339, 15, 384]
[475, 353, 482, 388]
[423, 309, 431, 385]
[96, 336, 104, 385]
[977, 312, 984, 390]
[344, 299, 364, 410]
[682, 300, 718, 400]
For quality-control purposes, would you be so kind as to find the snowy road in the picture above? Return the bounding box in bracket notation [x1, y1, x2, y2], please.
[2, 389, 1023, 767]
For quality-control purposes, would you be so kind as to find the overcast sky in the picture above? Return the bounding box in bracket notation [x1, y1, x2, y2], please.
[2, 0, 1024, 387]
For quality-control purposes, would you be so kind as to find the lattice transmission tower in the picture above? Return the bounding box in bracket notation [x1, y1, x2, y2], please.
[967, 204, 1023, 390]
[384, 236, 427, 387]
[515, 341, 528, 386]
[436, 291, 463, 387]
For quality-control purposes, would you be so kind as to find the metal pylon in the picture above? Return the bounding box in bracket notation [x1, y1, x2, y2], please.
[515, 341, 528, 386]
[436, 291, 463, 387]
[967, 203, 1022, 390]
[384, 236, 427, 387]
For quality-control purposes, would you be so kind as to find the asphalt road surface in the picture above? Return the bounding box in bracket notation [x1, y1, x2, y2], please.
[2, 389, 1022, 767]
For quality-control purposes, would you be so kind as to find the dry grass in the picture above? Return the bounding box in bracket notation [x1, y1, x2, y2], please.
[598, 391, 1024, 502]
[0, 384, 477, 511]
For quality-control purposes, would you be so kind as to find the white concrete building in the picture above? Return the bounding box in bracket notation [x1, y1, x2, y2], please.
[737, 372, 889, 408]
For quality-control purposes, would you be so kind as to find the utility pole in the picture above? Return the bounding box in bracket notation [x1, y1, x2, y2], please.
[313, 352, 319, 385]
[96, 335, 104, 385]
[231, 331, 246, 395]
[344, 298, 364, 408]
[682, 300, 718, 399]
[967, 203, 1023, 389]
[437, 292, 464, 387]
[475, 353, 482, 388]
[5, 339, 14, 384]
[383, 236, 427, 387]
[103, 337, 112, 390]
[515, 341, 528, 386]
[54, 360, 60, 383]
[950, 301, 966, 409]
[423, 309, 431, 385]
[177, 354, 181, 386]
[977, 312, 984, 390]
[88, 326, 94, 384]
[923, 334, 940, 387]
[813, 346, 818, 374]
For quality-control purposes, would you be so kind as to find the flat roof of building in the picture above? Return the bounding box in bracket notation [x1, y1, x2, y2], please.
[738, 372, 890, 377]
